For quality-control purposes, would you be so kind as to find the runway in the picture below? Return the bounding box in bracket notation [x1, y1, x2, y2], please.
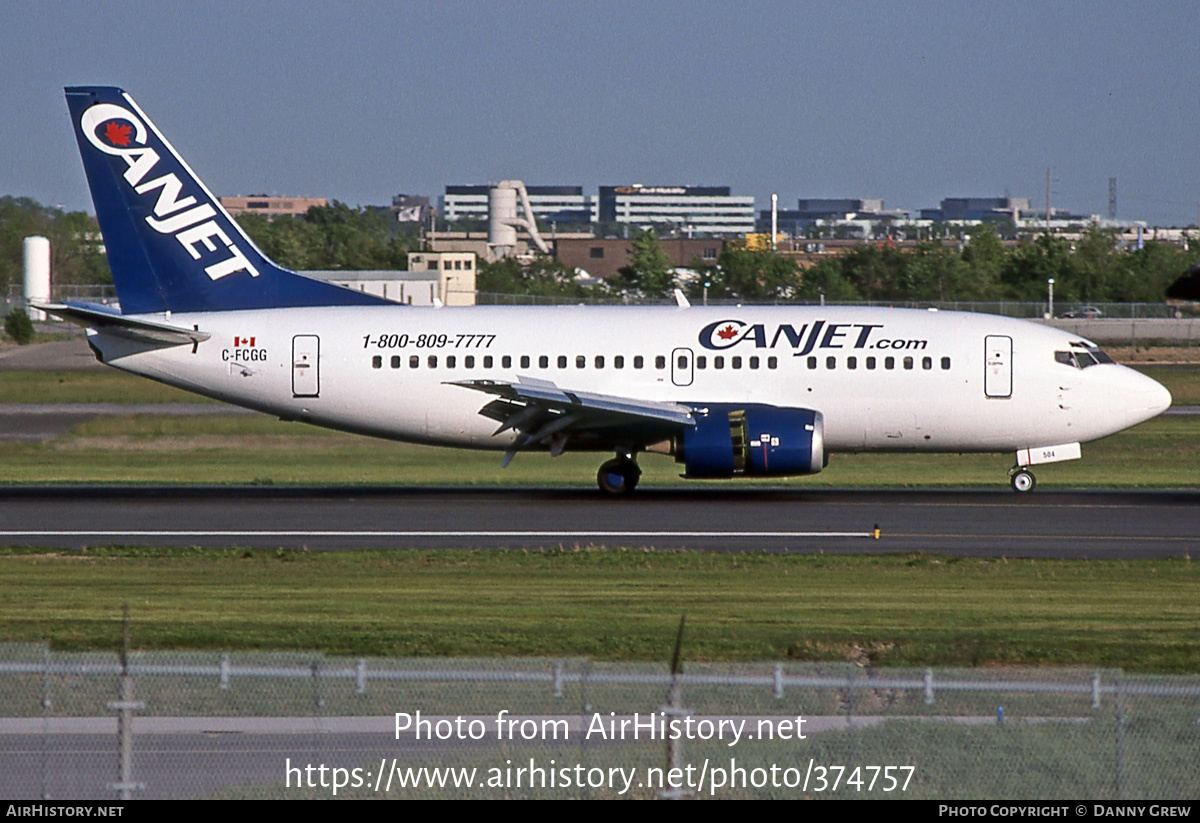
[0, 486, 1196, 558]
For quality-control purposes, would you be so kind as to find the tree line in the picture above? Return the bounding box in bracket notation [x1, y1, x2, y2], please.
[0, 198, 415, 289]
[487, 225, 1199, 305]
[3, 197, 1196, 305]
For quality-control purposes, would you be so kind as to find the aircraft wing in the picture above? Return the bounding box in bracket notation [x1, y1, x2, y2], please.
[33, 302, 210, 346]
[448, 376, 696, 466]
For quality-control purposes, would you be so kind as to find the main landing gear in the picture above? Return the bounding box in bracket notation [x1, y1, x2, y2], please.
[597, 454, 641, 495]
[1009, 466, 1036, 493]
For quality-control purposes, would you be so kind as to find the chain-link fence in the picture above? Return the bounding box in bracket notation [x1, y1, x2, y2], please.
[1, 644, 1198, 800]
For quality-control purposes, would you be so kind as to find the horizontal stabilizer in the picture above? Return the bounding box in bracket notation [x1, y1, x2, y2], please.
[33, 302, 210, 346]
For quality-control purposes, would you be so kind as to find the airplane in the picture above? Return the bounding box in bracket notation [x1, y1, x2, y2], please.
[41, 86, 1172, 495]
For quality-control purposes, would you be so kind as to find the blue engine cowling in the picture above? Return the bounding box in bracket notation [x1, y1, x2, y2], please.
[680, 404, 825, 478]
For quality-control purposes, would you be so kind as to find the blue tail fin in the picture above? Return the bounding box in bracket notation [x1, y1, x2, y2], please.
[65, 86, 391, 314]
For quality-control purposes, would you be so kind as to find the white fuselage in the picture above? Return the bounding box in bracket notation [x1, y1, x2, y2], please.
[87, 305, 1171, 457]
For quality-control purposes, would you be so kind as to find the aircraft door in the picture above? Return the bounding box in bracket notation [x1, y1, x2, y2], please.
[984, 335, 1012, 398]
[671, 347, 694, 387]
[292, 335, 320, 397]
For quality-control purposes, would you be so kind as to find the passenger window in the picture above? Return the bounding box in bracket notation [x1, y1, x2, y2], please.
[390, 355, 401, 369]
[428, 355, 437, 368]
[732, 356, 742, 369]
[903, 356, 913, 370]
[558, 355, 567, 369]
[409, 355, 419, 368]
[372, 355, 382, 369]
[885, 356, 895, 370]
[446, 355, 456, 368]
[767, 356, 777, 369]
[576, 355, 586, 369]
[484, 355, 493, 368]
[826, 356, 836, 369]
[749, 356, 759, 369]
[696, 356, 707, 369]
[847, 356, 857, 370]
[941, 357, 950, 370]
[615, 355, 625, 369]
[500, 355, 509, 368]
[519, 355, 529, 368]
[539, 355, 548, 369]
[922, 356, 932, 370]
[677, 355, 687, 369]
[465, 355, 475, 368]
[866, 356, 876, 370]
[595, 355, 604, 369]
[655, 355, 666, 369]
[634, 356, 644, 369]
[714, 356, 725, 370]
[807, 356, 817, 369]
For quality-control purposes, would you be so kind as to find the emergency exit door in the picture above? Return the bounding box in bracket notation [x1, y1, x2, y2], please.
[672, 347, 694, 387]
[292, 335, 320, 397]
[984, 335, 1012, 398]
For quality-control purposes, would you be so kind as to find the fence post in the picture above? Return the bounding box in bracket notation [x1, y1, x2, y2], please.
[1114, 673, 1127, 800]
[107, 607, 143, 800]
[924, 668, 935, 705]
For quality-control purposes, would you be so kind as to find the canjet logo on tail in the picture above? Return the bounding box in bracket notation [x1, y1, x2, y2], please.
[697, 319, 929, 354]
[80, 102, 259, 282]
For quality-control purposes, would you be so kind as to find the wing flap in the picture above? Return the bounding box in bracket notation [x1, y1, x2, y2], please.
[448, 376, 695, 465]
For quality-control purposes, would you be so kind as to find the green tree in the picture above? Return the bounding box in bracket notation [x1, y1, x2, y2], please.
[477, 257, 604, 300]
[692, 246, 801, 301]
[999, 234, 1073, 302]
[0, 197, 111, 288]
[4, 307, 34, 344]
[960, 225, 1006, 298]
[614, 230, 676, 297]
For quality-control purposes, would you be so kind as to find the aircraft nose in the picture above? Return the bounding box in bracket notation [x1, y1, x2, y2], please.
[1123, 369, 1172, 426]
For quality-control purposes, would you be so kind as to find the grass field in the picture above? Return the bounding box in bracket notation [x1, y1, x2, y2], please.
[2, 409, 1197, 487]
[0, 368, 1198, 487]
[1, 369, 1197, 673]
[2, 548, 1197, 671]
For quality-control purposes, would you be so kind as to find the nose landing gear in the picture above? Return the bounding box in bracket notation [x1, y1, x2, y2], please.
[597, 455, 641, 495]
[1009, 466, 1036, 493]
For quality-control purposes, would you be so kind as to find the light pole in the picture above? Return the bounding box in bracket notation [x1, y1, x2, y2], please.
[1047, 278, 1055, 319]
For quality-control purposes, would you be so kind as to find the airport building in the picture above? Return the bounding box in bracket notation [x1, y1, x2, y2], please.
[220, 196, 328, 218]
[554, 237, 726, 280]
[598, 185, 755, 236]
[757, 198, 888, 234]
[920, 197, 1030, 222]
[441, 185, 595, 226]
[304, 252, 476, 307]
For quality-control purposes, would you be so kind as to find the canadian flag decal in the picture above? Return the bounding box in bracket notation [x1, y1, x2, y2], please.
[234, 336, 256, 347]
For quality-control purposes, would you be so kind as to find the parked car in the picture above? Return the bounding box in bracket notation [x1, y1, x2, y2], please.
[1060, 306, 1104, 319]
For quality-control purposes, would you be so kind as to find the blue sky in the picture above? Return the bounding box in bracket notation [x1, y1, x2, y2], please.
[3, 0, 1198, 225]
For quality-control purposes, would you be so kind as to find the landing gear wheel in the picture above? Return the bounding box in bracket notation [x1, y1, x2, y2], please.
[597, 457, 641, 495]
[1010, 468, 1036, 493]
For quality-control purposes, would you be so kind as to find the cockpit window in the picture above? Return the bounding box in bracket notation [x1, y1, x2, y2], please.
[1055, 346, 1113, 369]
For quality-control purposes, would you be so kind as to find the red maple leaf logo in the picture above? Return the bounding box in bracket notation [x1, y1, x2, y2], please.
[104, 122, 132, 147]
[716, 324, 740, 341]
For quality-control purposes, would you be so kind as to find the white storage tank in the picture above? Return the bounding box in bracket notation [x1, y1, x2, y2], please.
[23, 236, 51, 321]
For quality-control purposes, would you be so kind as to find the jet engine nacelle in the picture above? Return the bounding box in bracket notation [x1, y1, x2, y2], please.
[679, 404, 825, 478]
